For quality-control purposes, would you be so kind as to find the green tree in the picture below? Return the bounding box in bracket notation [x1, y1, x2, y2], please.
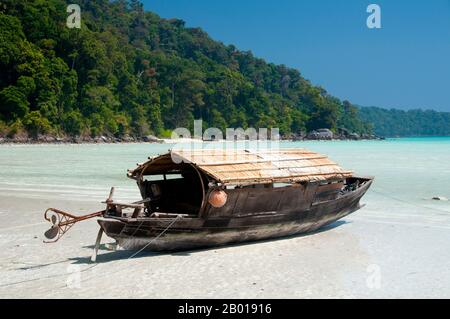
[23, 110, 52, 137]
[62, 110, 84, 136]
[0, 86, 30, 120]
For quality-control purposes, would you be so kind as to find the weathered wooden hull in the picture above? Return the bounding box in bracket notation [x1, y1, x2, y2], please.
[98, 179, 372, 252]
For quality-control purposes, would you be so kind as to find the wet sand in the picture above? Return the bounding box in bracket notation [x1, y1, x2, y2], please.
[1, 190, 450, 299]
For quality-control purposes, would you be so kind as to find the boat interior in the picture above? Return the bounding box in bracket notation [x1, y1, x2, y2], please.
[140, 163, 208, 217]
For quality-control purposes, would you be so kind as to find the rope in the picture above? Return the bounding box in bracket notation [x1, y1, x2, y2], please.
[0, 261, 100, 288]
[74, 217, 182, 284]
[371, 189, 450, 214]
[127, 215, 182, 259]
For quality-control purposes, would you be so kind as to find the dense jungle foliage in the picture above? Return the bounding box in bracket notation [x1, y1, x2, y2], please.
[0, 0, 386, 139]
[358, 107, 450, 137]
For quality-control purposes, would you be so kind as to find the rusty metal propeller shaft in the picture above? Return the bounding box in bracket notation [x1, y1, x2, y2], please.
[43, 187, 115, 243]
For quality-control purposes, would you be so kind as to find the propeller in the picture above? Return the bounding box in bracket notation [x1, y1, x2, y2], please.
[43, 187, 115, 243]
[43, 208, 105, 243]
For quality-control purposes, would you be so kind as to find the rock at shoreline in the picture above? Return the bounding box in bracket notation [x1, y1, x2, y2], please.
[432, 196, 448, 201]
[348, 133, 360, 140]
[0, 129, 385, 144]
[143, 135, 164, 143]
[121, 135, 135, 143]
[282, 133, 306, 141]
[37, 135, 57, 143]
[307, 129, 334, 140]
[302, 128, 384, 141]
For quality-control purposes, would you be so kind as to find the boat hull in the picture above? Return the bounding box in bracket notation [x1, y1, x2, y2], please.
[98, 179, 371, 252]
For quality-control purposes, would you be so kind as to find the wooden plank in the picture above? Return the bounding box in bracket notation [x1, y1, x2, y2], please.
[91, 228, 103, 263]
[194, 156, 328, 166]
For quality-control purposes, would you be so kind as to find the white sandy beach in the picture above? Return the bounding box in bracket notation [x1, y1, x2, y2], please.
[1, 140, 450, 298]
[1, 190, 450, 298]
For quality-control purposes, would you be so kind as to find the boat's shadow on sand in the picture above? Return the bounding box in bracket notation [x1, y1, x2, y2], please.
[69, 220, 350, 265]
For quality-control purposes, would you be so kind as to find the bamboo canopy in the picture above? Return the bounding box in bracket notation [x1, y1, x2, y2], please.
[128, 148, 353, 185]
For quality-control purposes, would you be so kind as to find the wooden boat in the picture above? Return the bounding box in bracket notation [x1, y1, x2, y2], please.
[44, 148, 373, 257]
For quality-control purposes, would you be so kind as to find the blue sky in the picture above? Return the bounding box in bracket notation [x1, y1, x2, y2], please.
[141, 0, 450, 112]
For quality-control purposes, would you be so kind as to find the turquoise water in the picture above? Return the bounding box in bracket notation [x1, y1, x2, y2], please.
[0, 138, 449, 215]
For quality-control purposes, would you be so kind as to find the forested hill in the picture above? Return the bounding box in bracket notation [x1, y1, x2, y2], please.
[358, 107, 450, 137]
[1, 0, 373, 139]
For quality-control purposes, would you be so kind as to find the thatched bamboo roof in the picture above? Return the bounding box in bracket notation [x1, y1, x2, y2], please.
[128, 148, 353, 185]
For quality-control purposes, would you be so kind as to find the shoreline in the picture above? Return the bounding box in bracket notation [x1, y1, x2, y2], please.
[0, 136, 385, 145]
[0, 128, 385, 145]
